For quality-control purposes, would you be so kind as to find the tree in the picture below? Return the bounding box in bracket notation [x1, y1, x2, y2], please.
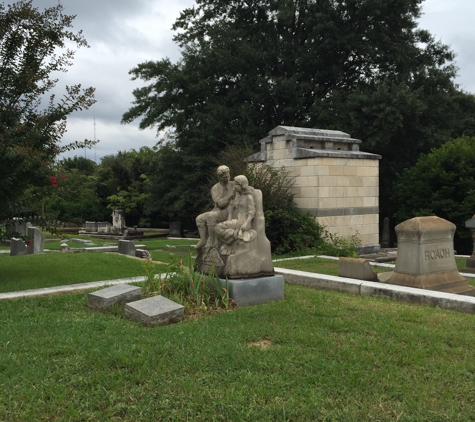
[392, 136, 475, 254]
[122, 0, 475, 225]
[0, 1, 96, 220]
[95, 148, 155, 226]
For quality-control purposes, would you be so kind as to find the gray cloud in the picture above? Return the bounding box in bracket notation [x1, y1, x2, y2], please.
[27, 0, 475, 162]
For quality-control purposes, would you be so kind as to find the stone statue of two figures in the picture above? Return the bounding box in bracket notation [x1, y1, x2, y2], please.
[194, 165, 275, 279]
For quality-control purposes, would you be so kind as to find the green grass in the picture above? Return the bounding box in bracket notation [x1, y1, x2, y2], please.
[0, 238, 199, 293]
[0, 253, 168, 293]
[2, 285, 475, 421]
[275, 257, 341, 275]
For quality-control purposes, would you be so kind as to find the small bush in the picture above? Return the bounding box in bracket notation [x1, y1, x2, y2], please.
[320, 229, 362, 258]
[265, 208, 324, 255]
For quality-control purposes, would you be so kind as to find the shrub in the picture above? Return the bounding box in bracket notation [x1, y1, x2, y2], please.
[265, 208, 324, 255]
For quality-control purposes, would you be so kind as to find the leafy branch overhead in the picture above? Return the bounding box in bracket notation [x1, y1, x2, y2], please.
[122, 0, 475, 224]
[0, 0, 97, 219]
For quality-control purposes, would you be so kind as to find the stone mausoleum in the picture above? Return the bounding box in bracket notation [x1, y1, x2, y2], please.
[248, 126, 381, 253]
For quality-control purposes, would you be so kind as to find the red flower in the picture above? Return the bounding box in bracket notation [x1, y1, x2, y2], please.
[26, 240, 32, 246]
[49, 176, 58, 188]
[59, 173, 68, 180]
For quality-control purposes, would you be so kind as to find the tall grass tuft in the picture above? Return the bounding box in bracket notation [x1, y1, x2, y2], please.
[143, 253, 231, 314]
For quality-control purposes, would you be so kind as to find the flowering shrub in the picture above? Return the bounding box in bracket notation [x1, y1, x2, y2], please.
[49, 174, 68, 189]
[49, 176, 58, 188]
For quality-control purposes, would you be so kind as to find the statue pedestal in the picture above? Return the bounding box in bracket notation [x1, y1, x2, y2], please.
[219, 275, 284, 307]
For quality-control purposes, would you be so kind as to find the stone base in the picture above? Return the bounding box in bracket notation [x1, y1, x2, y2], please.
[125, 295, 184, 326]
[338, 257, 377, 281]
[220, 275, 284, 307]
[385, 270, 475, 296]
[88, 284, 142, 310]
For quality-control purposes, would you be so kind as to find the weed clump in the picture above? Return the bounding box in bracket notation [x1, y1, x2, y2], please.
[141, 253, 233, 316]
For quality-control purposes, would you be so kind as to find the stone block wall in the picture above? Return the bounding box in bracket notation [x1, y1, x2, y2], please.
[248, 126, 381, 250]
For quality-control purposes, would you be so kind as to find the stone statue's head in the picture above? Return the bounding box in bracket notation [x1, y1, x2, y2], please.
[217, 165, 230, 184]
[233, 175, 250, 194]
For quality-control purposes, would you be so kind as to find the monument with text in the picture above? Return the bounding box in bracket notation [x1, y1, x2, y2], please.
[384, 216, 475, 296]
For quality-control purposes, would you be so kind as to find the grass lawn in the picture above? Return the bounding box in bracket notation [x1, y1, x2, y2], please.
[0, 253, 161, 293]
[0, 239, 199, 293]
[2, 285, 475, 420]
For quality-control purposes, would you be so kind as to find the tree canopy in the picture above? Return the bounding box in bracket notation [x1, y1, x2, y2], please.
[392, 136, 475, 254]
[122, 0, 475, 224]
[0, 0, 96, 220]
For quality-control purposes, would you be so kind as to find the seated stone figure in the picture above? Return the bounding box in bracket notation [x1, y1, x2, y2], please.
[215, 175, 257, 255]
[194, 174, 274, 279]
[195, 165, 235, 250]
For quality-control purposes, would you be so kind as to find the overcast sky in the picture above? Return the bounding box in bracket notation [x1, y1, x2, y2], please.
[29, 0, 475, 162]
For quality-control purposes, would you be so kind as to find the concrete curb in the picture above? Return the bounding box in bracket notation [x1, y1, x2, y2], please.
[0, 276, 149, 300]
[275, 267, 475, 314]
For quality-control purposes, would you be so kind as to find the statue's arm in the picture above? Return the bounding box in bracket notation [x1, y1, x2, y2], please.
[240, 195, 256, 231]
[216, 188, 235, 209]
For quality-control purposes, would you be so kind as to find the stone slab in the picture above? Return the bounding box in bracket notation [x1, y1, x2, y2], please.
[219, 275, 284, 307]
[125, 295, 184, 326]
[88, 284, 142, 310]
[338, 257, 377, 281]
[118, 239, 136, 257]
[26, 227, 44, 254]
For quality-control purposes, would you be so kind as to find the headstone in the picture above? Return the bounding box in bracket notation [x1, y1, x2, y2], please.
[26, 227, 44, 254]
[60, 243, 69, 253]
[112, 209, 126, 234]
[10, 238, 27, 256]
[85, 221, 98, 233]
[8, 219, 31, 236]
[124, 295, 184, 326]
[386, 216, 475, 295]
[338, 257, 377, 281]
[118, 239, 136, 257]
[88, 284, 142, 310]
[381, 217, 390, 248]
[97, 221, 112, 234]
[168, 221, 183, 238]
